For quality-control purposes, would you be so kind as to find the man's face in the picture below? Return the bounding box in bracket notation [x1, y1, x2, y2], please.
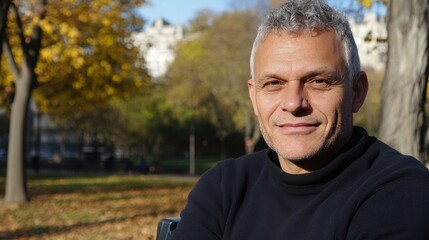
[248, 31, 367, 173]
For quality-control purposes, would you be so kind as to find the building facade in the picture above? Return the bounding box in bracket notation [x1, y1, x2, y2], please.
[133, 18, 184, 79]
[350, 13, 387, 71]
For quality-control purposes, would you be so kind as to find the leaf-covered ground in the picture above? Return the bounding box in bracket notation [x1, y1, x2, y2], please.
[0, 174, 196, 239]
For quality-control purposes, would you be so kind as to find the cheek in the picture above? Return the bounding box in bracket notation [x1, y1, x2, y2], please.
[256, 95, 279, 119]
[311, 92, 346, 120]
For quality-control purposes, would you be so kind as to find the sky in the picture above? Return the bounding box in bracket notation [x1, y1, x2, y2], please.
[136, 0, 387, 29]
[137, 0, 232, 28]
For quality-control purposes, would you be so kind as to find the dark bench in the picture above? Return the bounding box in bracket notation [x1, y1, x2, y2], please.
[156, 217, 181, 240]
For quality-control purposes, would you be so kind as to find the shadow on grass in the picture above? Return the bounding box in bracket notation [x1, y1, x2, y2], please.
[0, 174, 196, 197]
[0, 209, 176, 239]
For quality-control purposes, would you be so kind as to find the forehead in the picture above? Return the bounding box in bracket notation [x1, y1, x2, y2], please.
[253, 31, 345, 78]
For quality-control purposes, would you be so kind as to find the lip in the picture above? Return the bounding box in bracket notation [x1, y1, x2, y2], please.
[276, 122, 320, 134]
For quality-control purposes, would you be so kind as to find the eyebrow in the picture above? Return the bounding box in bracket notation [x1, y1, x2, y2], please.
[258, 67, 342, 82]
[301, 68, 343, 81]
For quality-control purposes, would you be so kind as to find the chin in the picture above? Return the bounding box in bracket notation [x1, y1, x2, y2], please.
[278, 151, 319, 162]
[274, 141, 333, 162]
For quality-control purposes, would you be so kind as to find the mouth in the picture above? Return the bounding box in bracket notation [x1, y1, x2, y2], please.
[276, 122, 320, 134]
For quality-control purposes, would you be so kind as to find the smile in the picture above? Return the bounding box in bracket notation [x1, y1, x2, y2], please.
[276, 122, 320, 134]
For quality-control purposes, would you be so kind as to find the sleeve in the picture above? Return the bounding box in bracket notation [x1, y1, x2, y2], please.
[346, 176, 429, 240]
[170, 164, 225, 240]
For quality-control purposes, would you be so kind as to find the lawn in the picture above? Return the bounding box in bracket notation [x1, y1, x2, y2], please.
[0, 173, 197, 239]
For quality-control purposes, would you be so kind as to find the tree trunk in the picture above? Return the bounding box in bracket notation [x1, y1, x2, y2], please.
[3, 0, 45, 204]
[5, 68, 33, 204]
[189, 125, 195, 176]
[378, 0, 429, 162]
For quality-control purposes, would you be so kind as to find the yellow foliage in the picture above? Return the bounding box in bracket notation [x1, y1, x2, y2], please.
[77, 13, 89, 23]
[100, 60, 112, 74]
[1, 0, 148, 119]
[86, 91, 95, 100]
[37, 99, 50, 113]
[112, 75, 122, 83]
[87, 65, 97, 77]
[72, 81, 84, 90]
[359, 0, 373, 8]
[72, 57, 85, 69]
[121, 63, 131, 72]
[102, 36, 115, 47]
[40, 19, 54, 35]
[101, 18, 111, 27]
[3, 73, 14, 85]
[39, 42, 63, 65]
[66, 48, 81, 58]
[134, 80, 143, 88]
[86, 37, 97, 46]
[59, 23, 80, 39]
[105, 85, 115, 96]
[60, 8, 72, 17]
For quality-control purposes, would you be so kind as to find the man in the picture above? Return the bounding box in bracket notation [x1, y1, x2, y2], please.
[171, 0, 429, 239]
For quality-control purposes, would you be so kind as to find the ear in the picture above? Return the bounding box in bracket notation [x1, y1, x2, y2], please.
[248, 79, 259, 116]
[352, 71, 369, 113]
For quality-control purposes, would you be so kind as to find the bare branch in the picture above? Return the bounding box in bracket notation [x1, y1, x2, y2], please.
[9, 2, 27, 60]
[26, 0, 47, 86]
[2, 35, 20, 80]
[0, 1, 10, 40]
[0, 0, 11, 70]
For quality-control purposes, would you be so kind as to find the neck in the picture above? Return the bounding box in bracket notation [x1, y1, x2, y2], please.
[278, 155, 332, 174]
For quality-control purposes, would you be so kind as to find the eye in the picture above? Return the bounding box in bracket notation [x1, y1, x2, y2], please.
[263, 80, 284, 90]
[308, 78, 331, 89]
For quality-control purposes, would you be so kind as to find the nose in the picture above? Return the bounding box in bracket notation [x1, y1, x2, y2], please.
[281, 81, 309, 114]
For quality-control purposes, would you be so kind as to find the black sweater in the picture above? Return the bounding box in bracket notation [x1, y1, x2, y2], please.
[171, 127, 429, 239]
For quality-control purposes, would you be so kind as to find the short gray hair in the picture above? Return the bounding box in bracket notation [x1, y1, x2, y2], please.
[250, 0, 360, 81]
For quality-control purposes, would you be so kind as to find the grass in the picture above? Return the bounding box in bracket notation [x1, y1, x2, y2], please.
[159, 157, 219, 174]
[0, 173, 197, 239]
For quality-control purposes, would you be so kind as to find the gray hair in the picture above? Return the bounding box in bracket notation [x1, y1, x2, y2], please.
[250, 0, 360, 81]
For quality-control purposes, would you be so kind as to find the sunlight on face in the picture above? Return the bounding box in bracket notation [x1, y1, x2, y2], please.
[248, 31, 361, 174]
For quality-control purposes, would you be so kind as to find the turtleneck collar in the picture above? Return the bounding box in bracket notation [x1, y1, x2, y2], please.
[267, 126, 370, 187]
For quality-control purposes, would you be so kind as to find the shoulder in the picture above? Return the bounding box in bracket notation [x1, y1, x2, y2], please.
[348, 155, 429, 239]
[367, 138, 429, 177]
[351, 136, 429, 215]
[345, 137, 429, 238]
[172, 149, 271, 239]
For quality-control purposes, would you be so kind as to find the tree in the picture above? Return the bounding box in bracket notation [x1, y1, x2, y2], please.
[378, 0, 429, 162]
[33, 0, 147, 121]
[206, 10, 262, 154]
[31, 0, 148, 158]
[167, 9, 261, 157]
[1, 0, 147, 205]
[109, 84, 181, 159]
[1, 0, 46, 205]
